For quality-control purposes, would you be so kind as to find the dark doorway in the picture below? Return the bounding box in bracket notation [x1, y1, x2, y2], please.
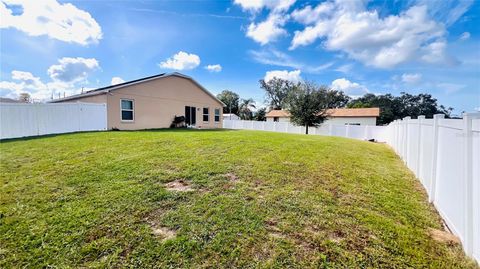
[185, 106, 196, 126]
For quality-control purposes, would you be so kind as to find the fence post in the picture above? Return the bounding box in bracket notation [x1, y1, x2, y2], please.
[346, 124, 350, 138]
[463, 113, 475, 256]
[416, 116, 425, 178]
[328, 124, 333, 136]
[429, 114, 444, 203]
[403, 117, 411, 163]
[364, 125, 370, 140]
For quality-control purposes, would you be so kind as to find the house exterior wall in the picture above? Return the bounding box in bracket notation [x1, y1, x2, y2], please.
[53, 75, 223, 130]
[325, 117, 376, 126]
[266, 117, 290, 123]
[105, 76, 223, 130]
[58, 94, 108, 104]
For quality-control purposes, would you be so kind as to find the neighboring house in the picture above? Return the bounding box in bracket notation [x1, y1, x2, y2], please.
[266, 108, 380, 126]
[223, 113, 240, 120]
[50, 72, 225, 130]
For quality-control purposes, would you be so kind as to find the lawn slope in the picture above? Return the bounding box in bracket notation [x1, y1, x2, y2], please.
[0, 130, 476, 268]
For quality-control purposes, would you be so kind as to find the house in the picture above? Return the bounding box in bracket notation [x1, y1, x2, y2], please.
[50, 72, 225, 130]
[223, 113, 240, 120]
[265, 108, 380, 126]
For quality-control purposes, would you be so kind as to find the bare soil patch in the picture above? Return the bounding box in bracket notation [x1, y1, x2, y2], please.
[429, 228, 460, 244]
[165, 179, 194, 192]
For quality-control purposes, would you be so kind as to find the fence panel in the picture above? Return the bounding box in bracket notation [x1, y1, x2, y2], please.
[0, 103, 107, 139]
[223, 115, 479, 262]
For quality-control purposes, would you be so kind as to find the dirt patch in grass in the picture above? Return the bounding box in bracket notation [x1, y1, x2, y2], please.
[151, 226, 176, 241]
[224, 172, 238, 181]
[165, 179, 194, 192]
[265, 219, 285, 239]
[429, 228, 460, 245]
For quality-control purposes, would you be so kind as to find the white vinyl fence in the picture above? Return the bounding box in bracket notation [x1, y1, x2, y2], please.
[224, 115, 480, 262]
[223, 119, 388, 142]
[0, 102, 107, 139]
[389, 114, 480, 262]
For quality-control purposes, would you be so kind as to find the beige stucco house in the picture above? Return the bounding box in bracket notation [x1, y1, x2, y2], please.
[50, 73, 225, 130]
[266, 108, 380, 126]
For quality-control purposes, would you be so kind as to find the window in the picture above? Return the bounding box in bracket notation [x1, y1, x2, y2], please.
[203, 107, 209, 122]
[121, 99, 134, 121]
[214, 108, 220, 122]
[273, 117, 279, 122]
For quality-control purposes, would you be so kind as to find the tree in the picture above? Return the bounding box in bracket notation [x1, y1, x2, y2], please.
[254, 107, 267, 121]
[286, 81, 330, 134]
[217, 90, 239, 115]
[18, 93, 31, 103]
[260, 78, 297, 110]
[238, 98, 256, 120]
[347, 92, 452, 125]
[325, 89, 351, 108]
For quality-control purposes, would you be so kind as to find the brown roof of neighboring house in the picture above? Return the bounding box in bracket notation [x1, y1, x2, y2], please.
[265, 110, 291, 117]
[326, 107, 380, 117]
[266, 107, 380, 118]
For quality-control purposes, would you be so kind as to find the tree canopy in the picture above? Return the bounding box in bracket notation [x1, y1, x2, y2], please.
[238, 98, 256, 120]
[217, 90, 239, 115]
[286, 82, 330, 134]
[348, 92, 452, 125]
[259, 78, 297, 110]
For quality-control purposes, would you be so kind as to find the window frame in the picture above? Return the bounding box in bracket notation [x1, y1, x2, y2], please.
[203, 107, 210, 122]
[214, 108, 220, 122]
[120, 99, 135, 122]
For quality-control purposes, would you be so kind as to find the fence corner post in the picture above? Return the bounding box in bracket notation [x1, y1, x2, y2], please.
[463, 113, 474, 256]
[429, 114, 444, 203]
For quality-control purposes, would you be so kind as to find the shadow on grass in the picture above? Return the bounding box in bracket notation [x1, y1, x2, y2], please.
[0, 128, 239, 143]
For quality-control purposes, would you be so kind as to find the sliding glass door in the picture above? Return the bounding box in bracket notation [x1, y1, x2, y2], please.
[184, 106, 196, 126]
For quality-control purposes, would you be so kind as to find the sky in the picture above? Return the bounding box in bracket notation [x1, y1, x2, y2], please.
[1, 0, 479, 114]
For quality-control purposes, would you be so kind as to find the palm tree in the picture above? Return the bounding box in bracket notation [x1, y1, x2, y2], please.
[238, 98, 256, 120]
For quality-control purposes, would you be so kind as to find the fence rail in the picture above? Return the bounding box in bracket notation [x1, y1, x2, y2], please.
[224, 115, 480, 262]
[0, 102, 107, 139]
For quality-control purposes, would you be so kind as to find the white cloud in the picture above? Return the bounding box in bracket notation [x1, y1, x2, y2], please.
[111, 77, 125, 85]
[264, 69, 301, 82]
[401, 73, 422, 84]
[237, 0, 295, 45]
[234, 0, 296, 12]
[0, 0, 102, 45]
[48, 57, 99, 83]
[0, 70, 74, 100]
[205, 64, 222, 72]
[159, 51, 200, 70]
[246, 13, 288, 45]
[290, 3, 450, 68]
[291, 1, 334, 25]
[334, 64, 353, 74]
[437, 82, 465, 94]
[331, 78, 369, 97]
[460, 32, 470, 41]
[249, 49, 333, 73]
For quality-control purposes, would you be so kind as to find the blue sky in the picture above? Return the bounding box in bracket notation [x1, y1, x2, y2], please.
[1, 0, 479, 113]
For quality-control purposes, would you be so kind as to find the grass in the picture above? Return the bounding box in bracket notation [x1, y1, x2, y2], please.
[0, 129, 476, 268]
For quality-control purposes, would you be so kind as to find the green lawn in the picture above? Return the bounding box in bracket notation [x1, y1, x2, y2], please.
[0, 129, 476, 268]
